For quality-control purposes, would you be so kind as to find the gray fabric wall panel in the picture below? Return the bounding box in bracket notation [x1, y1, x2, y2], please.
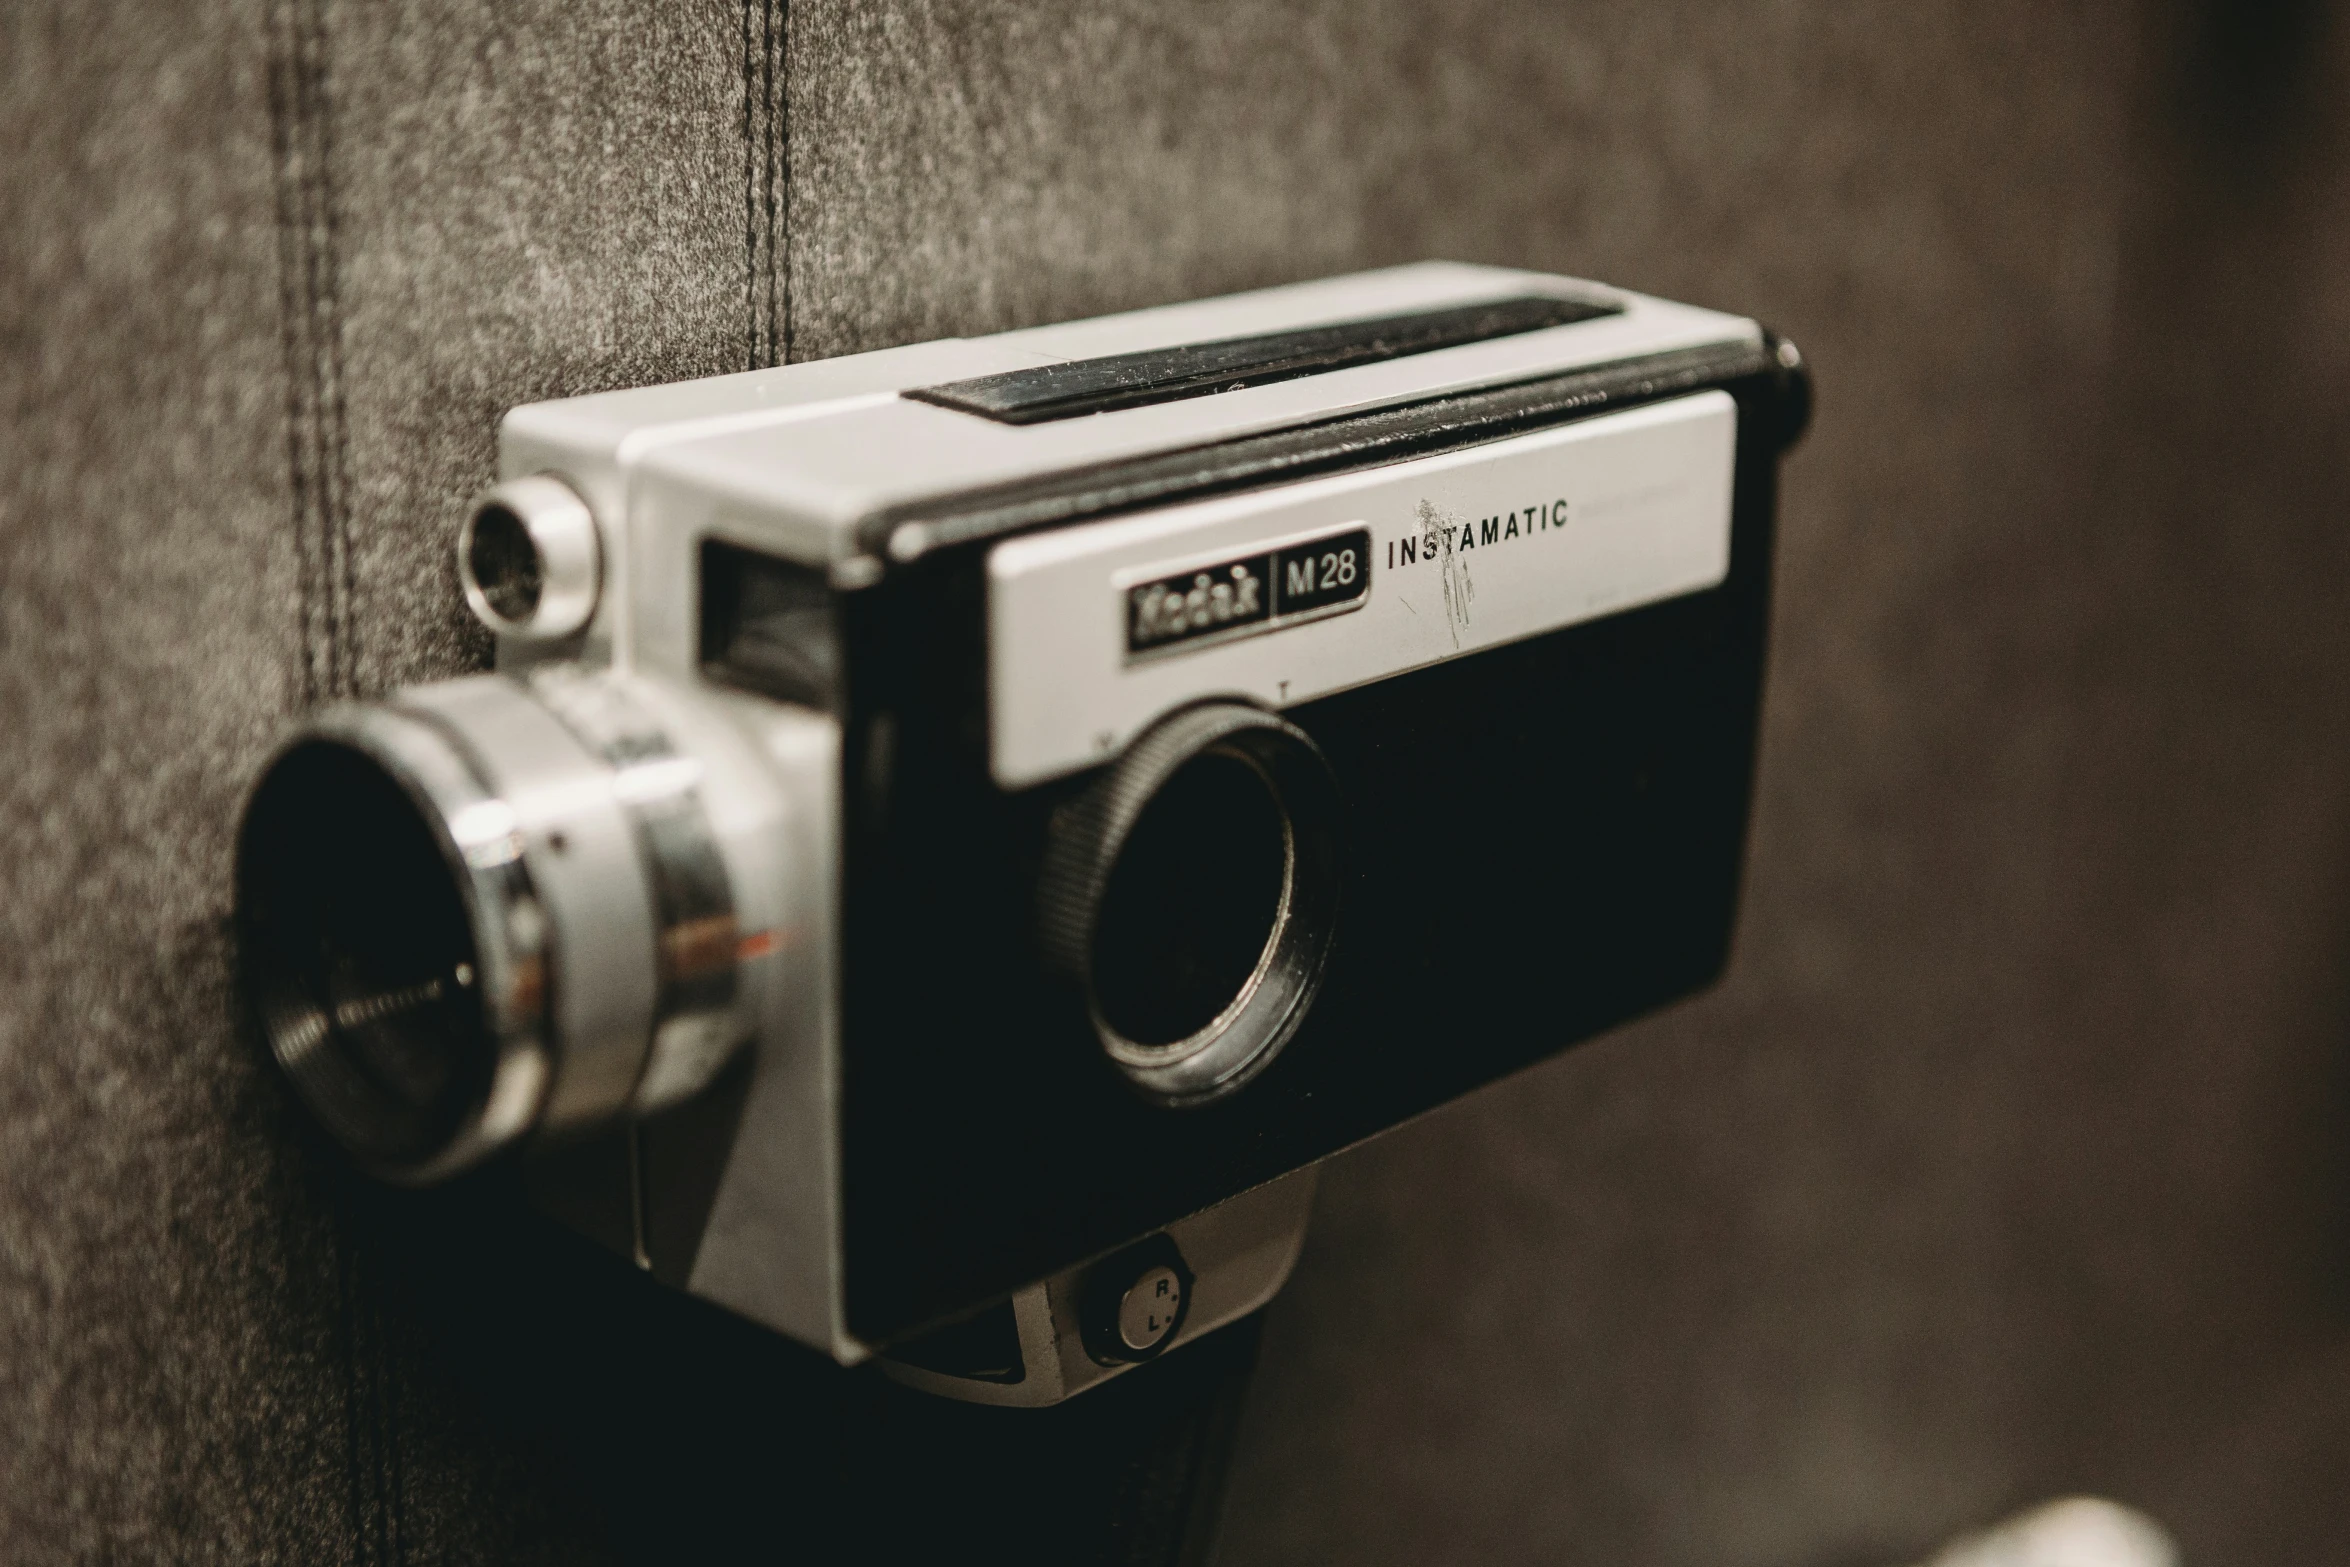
[7, 0, 2350, 1561]
[0, 5, 340, 1560]
[1, 2, 738, 1560]
[322, 0, 750, 695]
[1221, 8, 2350, 1563]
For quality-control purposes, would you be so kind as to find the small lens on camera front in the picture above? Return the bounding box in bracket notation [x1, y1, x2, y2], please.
[1038, 702, 1341, 1107]
[1089, 745, 1290, 1049]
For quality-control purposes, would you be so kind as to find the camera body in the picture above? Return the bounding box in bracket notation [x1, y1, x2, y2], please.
[236, 263, 1806, 1392]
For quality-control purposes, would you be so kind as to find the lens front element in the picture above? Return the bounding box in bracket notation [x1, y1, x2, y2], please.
[1090, 746, 1289, 1049]
[1039, 703, 1341, 1107]
[238, 713, 553, 1183]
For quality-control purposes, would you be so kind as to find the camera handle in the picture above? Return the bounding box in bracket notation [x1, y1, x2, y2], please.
[846, 1170, 1315, 1558]
[883, 1165, 1325, 1409]
[877, 1168, 1315, 1406]
[854, 1312, 1266, 1563]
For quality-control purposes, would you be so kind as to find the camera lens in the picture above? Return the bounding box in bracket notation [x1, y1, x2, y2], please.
[1090, 746, 1289, 1048]
[238, 729, 544, 1181]
[1038, 703, 1342, 1107]
[236, 673, 760, 1183]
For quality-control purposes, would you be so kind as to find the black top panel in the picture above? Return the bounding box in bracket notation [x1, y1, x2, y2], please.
[905, 293, 1623, 425]
[866, 338, 1774, 563]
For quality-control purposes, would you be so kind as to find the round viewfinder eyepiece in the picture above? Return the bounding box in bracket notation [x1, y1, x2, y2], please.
[457, 475, 601, 642]
[1038, 703, 1341, 1107]
[465, 502, 543, 623]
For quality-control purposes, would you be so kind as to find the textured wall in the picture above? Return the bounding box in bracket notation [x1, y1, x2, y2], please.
[6, 0, 2350, 1561]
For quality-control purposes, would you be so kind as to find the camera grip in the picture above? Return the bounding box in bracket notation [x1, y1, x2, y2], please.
[852, 1313, 1265, 1564]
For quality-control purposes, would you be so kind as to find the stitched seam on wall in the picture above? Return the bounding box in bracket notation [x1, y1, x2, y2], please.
[265, 0, 395, 1556]
[265, 31, 323, 705]
[266, 0, 360, 707]
[778, 0, 792, 366]
[740, 0, 758, 373]
[744, 0, 788, 370]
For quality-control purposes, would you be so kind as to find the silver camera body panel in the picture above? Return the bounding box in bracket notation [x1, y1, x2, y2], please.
[498, 261, 1757, 673]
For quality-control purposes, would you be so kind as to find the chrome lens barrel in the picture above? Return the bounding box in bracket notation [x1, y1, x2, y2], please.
[235, 670, 756, 1182]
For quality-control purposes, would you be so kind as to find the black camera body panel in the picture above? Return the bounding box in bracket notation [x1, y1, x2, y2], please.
[833, 363, 1790, 1342]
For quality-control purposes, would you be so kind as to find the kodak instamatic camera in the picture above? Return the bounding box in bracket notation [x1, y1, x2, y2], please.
[235, 263, 1808, 1403]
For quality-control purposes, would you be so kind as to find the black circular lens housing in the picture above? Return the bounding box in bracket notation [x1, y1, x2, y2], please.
[235, 710, 552, 1182]
[1089, 745, 1291, 1049]
[1038, 703, 1341, 1107]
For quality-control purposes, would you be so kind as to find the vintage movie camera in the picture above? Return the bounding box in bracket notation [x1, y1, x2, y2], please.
[235, 262, 1808, 1403]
